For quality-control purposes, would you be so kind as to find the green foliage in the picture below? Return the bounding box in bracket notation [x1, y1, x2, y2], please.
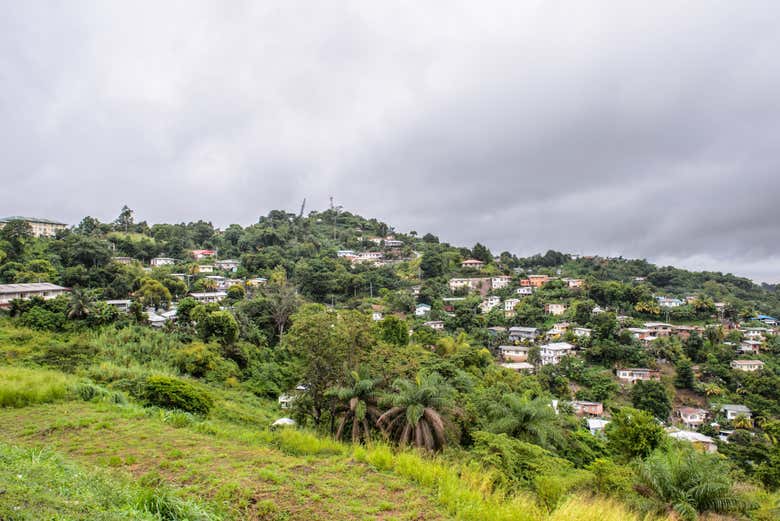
[196, 310, 239, 346]
[605, 407, 665, 461]
[142, 375, 213, 415]
[0, 366, 72, 407]
[19, 305, 66, 331]
[630, 380, 672, 420]
[484, 394, 562, 450]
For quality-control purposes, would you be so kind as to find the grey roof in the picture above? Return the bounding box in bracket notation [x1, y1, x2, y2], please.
[0, 216, 66, 225]
[0, 283, 68, 294]
[721, 404, 751, 413]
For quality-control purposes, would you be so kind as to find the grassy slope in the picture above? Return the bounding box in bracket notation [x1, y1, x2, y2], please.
[0, 401, 445, 521]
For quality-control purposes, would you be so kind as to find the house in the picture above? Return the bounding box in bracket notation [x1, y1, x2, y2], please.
[336, 250, 356, 258]
[196, 264, 215, 274]
[448, 277, 491, 294]
[370, 304, 384, 321]
[616, 368, 661, 384]
[755, 314, 778, 326]
[150, 257, 176, 267]
[500, 362, 535, 373]
[508, 326, 540, 343]
[112, 256, 135, 265]
[247, 278, 267, 287]
[191, 249, 217, 260]
[516, 287, 534, 296]
[539, 342, 574, 366]
[561, 278, 584, 288]
[104, 299, 131, 312]
[544, 303, 567, 316]
[521, 274, 551, 288]
[215, 259, 240, 272]
[720, 404, 752, 421]
[491, 275, 512, 290]
[422, 320, 445, 331]
[547, 322, 570, 338]
[415, 303, 432, 317]
[384, 239, 403, 248]
[351, 252, 384, 264]
[730, 360, 764, 372]
[587, 418, 610, 436]
[0, 283, 70, 308]
[656, 296, 684, 308]
[410, 285, 421, 296]
[188, 291, 227, 304]
[0, 216, 67, 237]
[677, 407, 707, 429]
[644, 322, 673, 337]
[742, 327, 769, 340]
[503, 298, 520, 314]
[739, 340, 762, 354]
[668, 430, 717, 453]
[479, 296, 501, 313]
[146, 310, 169, 328]
[672, 325, 703, 340]
[571, 401, 604, 417]
[461, 259, 485, 269]
[573, 327, 592, 338]
[499, 345, 530, 362]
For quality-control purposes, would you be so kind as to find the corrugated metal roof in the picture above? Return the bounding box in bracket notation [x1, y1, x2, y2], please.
[0, 216, 66, 225]
[0, 283, 68, 294]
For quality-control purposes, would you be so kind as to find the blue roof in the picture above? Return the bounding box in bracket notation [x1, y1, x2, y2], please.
[756, 314, 777, 320]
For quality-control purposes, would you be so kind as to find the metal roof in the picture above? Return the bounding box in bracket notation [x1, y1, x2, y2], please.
[0, 283, 68, 294]
[0, 216, 66, 225]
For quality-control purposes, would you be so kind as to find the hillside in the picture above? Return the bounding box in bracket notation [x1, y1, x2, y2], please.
[1, 209, 780, 520]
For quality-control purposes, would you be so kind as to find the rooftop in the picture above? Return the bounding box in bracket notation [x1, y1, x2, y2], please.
[0, 216, 66, 225]
[0, 283, 68, 294]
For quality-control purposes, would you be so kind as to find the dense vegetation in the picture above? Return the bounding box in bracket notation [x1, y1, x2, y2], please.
[1, 207, 780, 520]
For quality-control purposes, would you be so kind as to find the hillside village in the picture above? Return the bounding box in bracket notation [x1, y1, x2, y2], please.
[2, 208, 780, 520]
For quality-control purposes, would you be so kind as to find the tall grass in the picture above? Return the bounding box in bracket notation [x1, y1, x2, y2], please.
[0, 366, 72, 407]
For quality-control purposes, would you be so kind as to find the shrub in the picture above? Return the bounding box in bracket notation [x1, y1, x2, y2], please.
[19, 306, 66, 331]
[0, 367, 71, 407]
[33, 337, 99, 372]
[142, 375, 213, 415]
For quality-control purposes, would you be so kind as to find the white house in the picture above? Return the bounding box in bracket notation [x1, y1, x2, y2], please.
[491, 275, 512, 289]
[516, 287, 534, 296]
[730, 359, 764, 372]
[544, 303, 567, 316]
[616, 368, 661, 384]
[415, 303, 432, 317]
[720, 404, 752, 421]
[150, 257, 176, 267]
[189, 291, 227, 303]
[215, 259, 240, 272]
[196, 264, 215, 274]
[422, 320, 445, 331]
[500, 362, 535, 373]
[657, 296, 684, 308]
[0, 283, 70, 308]
[668, 430, 717, 453]
[677, 407, 707, 429]
[587, 418, 610, 436]
[479, 296, 501, 313]
[499, 345, 530, 362]
[539, 342, 574, 366]
[504, 298, 520, 315]
[461, 259, 485, 269]
[573, 327, 592, 338]
[104, 299, 132, 312]
[739, 340, 762, 354]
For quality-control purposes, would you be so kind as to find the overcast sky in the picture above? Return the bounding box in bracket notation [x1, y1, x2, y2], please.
[2, 2, 780, 282]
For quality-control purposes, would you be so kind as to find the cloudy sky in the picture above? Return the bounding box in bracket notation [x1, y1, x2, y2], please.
[2, 2, 780, 281]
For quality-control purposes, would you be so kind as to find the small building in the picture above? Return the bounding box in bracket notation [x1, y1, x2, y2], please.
[150, 257, 176, 267]
[336, 250, 356, 258]
[196, 264, 215, 274]
[516, 287, 534, 296]
[247, 278, 267, 287]
[479, 296, 501, 313]
[384, 239, 403, 248]
[627, 327, 652, 340]
[0, 283, 70, 308]
[112, 256, 135, 265]
[0, 216, 67, 237]
[500, 362, 535, 373]
[104, 299, 132, 312]
[668, 430, 717, 453]
[544, 303, 567, 316]
[616, 368, 661, 384]
[587, 418, 610, 436]
[754, 314, 778, 326]
[188, 291, 227, 304]
[571, 401, 603, 417]
[720, 404, 752, 421]
[508, 326, 540, 343]
[499, 345, 530, 362]
[562, 278, 584, 288]
[657, 296, 684, 308]
[491, 275, 512, 289]
[573, 327, 592, 338]
[415, 303, 432, 317]
[644, 322, 673, 337]
[191, 249, 217, 260]
[503, 298, 520, 314]
[461, 259, 485, 269]
[539, 342, 574, 366]
[371, 304, 385, 322]
[730, 360, 764, 372]
[677, 407, 707, 429]
[739, 340, 762, 354]
[422, 320, 445, 331]
[215, 259, 240, 272]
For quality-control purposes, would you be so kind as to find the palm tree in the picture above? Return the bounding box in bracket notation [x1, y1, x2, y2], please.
[67, 288, 93, 320]
[483, 394, 562, 450]
[637, 446, 748, 521]
[328, 369, 381, 444]
[377, 372, 453, 452]
[732, 414, 753, 430]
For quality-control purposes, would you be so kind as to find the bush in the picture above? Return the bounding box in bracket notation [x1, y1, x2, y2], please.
[0, 367, 72, 407]
[19, 306, 66, 331]
[33, 337, 99, 372]
[142, 375, 213, 415]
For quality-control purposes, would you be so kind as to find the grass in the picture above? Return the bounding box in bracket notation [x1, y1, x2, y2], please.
[0, 442, 215, 520]
[0, 366, 73, 407]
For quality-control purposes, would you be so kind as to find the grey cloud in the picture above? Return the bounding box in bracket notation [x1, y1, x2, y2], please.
[1, 2, 780, 281]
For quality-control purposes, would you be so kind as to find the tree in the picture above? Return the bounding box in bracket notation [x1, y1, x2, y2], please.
[134, 277, 172, 310]
[226, 284, 246, 301]
[606, 407, 665, 461]
[114, 205, 134, 232]
[0, 219, 32, 259]
[265, 274, 300, 341]
[631, 380, 672, 420]
[328, 368, 382, 443]
[420, 251, 445, 279]
[471, 243, 493, 264]
[377, 372, 453, 452]
[484, 394, 562, 450]
[674, 357, 695, 389]
[196, 310, 239, 345]
[637, 446, 747, 521]
[376, 315, 409, 346]
[67, 288, 93, 320]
